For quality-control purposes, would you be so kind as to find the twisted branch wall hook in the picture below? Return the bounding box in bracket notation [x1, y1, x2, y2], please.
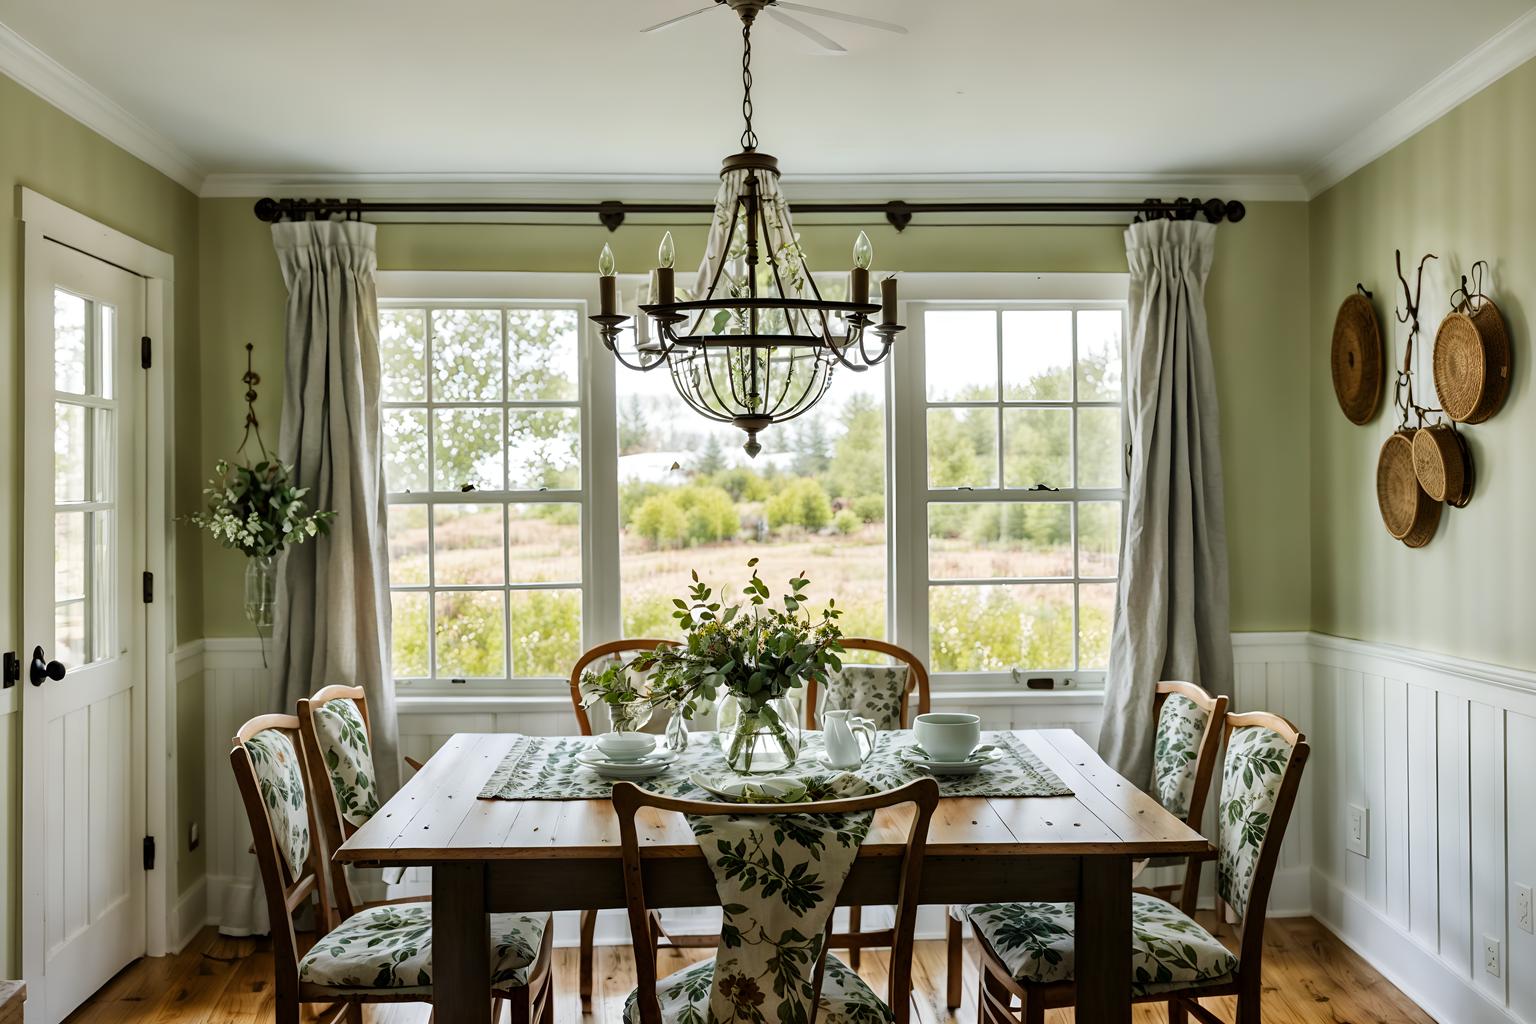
[234, 342, 270, 462]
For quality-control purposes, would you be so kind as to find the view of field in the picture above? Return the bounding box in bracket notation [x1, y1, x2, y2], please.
[380, 305, 1121, 681]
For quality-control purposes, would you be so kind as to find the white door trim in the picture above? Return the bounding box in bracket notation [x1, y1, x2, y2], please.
[18, 189, 178, 969]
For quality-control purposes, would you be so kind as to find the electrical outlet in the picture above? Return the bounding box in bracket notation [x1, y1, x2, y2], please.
[1346, 804, 1369, 857]
[1484, 935, 1501, 977]
[1518, 884, 1534, 934]
[188, 821, 200, 852]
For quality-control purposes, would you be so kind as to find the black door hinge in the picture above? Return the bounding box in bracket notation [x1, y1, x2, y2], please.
[142, 571, 153, 603]
[141, 336, 152, 369]
[1, 652, 17, 689]
[142, 835, 156, 871]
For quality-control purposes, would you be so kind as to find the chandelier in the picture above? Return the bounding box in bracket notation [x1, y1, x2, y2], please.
[590, 0, 903, 457]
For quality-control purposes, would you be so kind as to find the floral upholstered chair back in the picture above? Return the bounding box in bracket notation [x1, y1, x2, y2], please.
[1214, 713, 1309, 922]
[807, 638, 929, 732]
[614, 775, 940, 1024]
[1149, 682, 1227, 824]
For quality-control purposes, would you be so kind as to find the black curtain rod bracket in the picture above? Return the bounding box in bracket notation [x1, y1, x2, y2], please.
[251, 195, 1246, 232]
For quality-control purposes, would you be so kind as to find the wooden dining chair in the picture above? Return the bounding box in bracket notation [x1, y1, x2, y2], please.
[801, 636, 932, 970]
[613, 776, 941, 1024]
[966, 710, 1310, 1024]
[567, 639, 689, 1005]
[943, 679, 1227, 1006]
[234, 711, 555, 1024]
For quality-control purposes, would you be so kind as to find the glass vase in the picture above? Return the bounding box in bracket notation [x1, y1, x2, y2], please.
[244, 555, 277, 630]
[664, 709, 690, 753]
[609, 700, 653, 734]
[720, 694, 800, 774]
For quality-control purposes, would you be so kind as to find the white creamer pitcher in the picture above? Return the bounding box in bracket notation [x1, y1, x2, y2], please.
[821, 709, 877, 769]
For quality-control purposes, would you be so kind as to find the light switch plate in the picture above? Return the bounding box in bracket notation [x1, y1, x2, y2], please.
[1346, 804, 1369, 857]
[1518, 884, 1534, 934]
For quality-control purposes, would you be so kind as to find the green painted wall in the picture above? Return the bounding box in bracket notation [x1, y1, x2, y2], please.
[196, 198, 1313, 638]
[0, 73, 203, 974]
[1310, 58, 1536, 669]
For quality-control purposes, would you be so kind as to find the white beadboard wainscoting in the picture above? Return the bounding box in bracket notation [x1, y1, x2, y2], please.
[189, 631, 1536, 1023]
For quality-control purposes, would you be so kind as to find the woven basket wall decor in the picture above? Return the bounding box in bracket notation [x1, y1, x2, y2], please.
[1377, 430, 1440, 547]
[1411, 424, 1473, 508]
[1331, 291, 1384, 425]
[1434, 297, 1511, 423]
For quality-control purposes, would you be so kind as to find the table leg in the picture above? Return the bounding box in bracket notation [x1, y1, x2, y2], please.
[1076, 854, 1132, 1023]
[435, 863, 492, 1024]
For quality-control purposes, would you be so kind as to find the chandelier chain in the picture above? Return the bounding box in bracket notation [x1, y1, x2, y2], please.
[740, 18, 757, 151]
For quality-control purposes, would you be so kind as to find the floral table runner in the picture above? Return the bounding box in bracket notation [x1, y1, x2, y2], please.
[477, 729, 1071, 801]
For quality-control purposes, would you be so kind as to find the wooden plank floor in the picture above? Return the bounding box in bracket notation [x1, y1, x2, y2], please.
[66, 915, 1436, 1024]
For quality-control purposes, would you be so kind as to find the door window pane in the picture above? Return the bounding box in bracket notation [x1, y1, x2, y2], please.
[55, 512, 86, 601]
[55, 405, 87, 502]
[90, 509, 114, 661]
[924, 311, 997, 401]
[1003, 310, 1073, 400]
[1003, 408, 1072, 489]
[433, 590, 506, 678]
[97, 305, 116, 399]
[55, 602, 85, 667]
[928, 503, 1072, 579]
[54, 290, 87, 394]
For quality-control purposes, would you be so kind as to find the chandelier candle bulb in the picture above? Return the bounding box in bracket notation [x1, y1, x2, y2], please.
[597, 242, 618, 315]
[851, 231, 873, 304]
[881, 275, 899, 325]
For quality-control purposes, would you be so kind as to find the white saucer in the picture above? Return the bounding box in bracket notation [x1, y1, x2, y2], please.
[689, 773, 807, 803]
[576, 746, 678, 779]
[814, 752, 868, 771]
[898, 745, 1004, 776]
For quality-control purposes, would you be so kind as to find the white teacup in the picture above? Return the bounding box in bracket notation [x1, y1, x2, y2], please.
[913, 713, 981, 762]
[596, 731, 656, 762]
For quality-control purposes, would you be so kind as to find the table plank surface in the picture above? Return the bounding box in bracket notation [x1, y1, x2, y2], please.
[339, 729, 1206, 865]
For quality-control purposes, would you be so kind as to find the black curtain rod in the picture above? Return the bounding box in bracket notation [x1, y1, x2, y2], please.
[252, 195, 1245, 232]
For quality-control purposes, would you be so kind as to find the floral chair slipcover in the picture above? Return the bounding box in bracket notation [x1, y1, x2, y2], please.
[298, 904, 549, 995]
[623, 774, 896, 1024]
[1150, 693, 1210, 821]
[816, 664, 911, 731]
[244, 729, 311, 878]
[312, 697, 381, 827]
[968, 720, 1298, 993]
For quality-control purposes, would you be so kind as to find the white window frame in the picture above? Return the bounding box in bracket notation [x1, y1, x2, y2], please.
[890, 274, 1129, 692]
[377, 271, 623, 698]
[379, 271, 1126, 700]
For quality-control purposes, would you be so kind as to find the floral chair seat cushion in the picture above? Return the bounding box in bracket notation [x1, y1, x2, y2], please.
[622, 953, 893, 1024]
[818, 664, 911, 730]
[966, 893, 1236, 994]
[1151, 693, 1209, 821]
[298, 904, 549, 994]
[312, 698, 381, 827]
[244, 729, 310, 878]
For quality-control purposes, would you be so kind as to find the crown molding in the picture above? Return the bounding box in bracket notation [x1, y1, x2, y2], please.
[199, 170, 1308, 203]
[1303, 7, 1536, 198]
[0, 18, 204, 193]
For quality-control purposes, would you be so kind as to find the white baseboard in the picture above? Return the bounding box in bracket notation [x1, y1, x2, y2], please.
[173, 877, 208, 952]
[1311, 869, 1520, 1024]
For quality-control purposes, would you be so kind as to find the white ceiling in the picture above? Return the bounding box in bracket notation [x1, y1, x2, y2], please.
[1, 0, 1534, 191]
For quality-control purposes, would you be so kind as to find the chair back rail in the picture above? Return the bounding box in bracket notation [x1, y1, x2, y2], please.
[1152, 680, 1230, 828]
[803, 637, 932, 729]
[567, 639, 677, 736]
[612, 777, 940, 1024]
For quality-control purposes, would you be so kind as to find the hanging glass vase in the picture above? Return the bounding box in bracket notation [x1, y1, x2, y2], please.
[719, 694, 800, 774]
[244, 554, 277, 630]
[664, 708, 690, 753]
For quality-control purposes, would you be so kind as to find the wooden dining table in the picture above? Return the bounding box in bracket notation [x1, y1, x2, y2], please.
[337, 728, 1208, 1024]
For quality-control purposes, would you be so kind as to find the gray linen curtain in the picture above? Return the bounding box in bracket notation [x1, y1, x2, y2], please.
[270, 219, 399, 794]
[1097, 219, 1234, 788]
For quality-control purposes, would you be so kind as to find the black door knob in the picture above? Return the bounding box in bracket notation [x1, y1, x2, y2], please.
[29, 646, 65, 686]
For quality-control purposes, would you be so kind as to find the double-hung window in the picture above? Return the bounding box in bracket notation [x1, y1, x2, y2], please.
[379, 298, 586, 691]
[899, 289, 1126, 685]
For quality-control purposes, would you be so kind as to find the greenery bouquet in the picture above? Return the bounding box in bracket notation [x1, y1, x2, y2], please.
[582, 559, 844, 772]
[188, 458, 335, 559]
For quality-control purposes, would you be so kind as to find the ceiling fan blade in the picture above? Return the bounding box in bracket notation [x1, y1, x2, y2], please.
[767, 9, 847, 53]
[774, 2, 908, 34]
[640, 6, 717, 33]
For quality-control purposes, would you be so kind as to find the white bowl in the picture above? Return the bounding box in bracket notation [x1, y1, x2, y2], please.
[596, 731, 657, 762]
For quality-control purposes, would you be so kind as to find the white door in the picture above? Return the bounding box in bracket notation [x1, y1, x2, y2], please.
[21, 241, 147, 1024]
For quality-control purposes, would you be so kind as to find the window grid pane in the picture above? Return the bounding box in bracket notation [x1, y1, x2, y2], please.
[381, 303, 586, 685]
